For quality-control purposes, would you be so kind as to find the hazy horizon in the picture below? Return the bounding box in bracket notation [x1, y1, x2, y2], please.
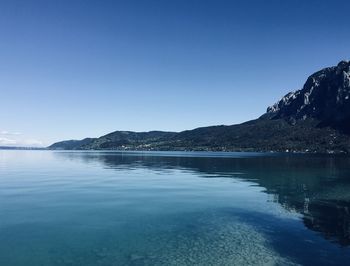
[1, 0, 349, 147]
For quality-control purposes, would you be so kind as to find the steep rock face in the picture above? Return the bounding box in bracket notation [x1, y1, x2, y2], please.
[266, 60, 350, 132]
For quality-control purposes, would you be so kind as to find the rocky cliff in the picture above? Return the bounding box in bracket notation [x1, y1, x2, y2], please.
[266, 60, 350, 132]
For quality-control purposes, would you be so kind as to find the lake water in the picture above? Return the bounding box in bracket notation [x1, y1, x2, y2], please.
[1, 151, 350, 266]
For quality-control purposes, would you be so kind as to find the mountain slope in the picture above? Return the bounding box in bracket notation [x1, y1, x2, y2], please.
[49, 60, 350, 153]
[50, 131, 176, 150]
[81, 131, 176, 149]
[48, 138, 96, 150]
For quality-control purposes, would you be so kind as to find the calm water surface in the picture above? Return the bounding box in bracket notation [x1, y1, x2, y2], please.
[1, 150, 350, 265]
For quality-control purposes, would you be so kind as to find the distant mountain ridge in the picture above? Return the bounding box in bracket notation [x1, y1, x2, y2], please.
[49, 60, 350, 153]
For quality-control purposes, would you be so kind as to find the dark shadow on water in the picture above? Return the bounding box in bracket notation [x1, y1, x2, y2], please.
[303, 200, 350, 246]
[227, 209, 350, 266]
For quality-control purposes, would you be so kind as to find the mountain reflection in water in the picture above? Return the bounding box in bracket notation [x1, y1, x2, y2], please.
[56, 151, 350, 247]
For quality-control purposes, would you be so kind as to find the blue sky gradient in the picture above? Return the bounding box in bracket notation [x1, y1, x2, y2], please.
[0, 0, 349, 146]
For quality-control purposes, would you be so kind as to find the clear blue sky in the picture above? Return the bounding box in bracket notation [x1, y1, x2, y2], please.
[0, 0, 349, 146]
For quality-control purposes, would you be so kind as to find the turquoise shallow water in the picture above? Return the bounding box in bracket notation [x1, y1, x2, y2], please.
[1, 151, 350, 265]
